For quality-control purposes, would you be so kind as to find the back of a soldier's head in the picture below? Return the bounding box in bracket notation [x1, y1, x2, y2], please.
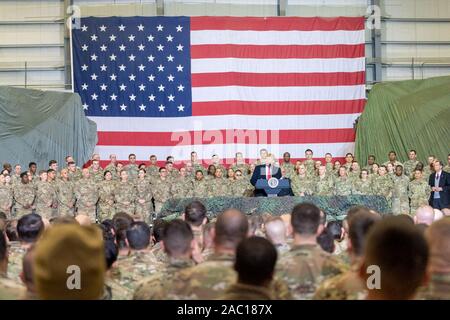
[162, 219, 194, 257]
[104, 239, 118, 270]
[126, 222, 151, 250]
[17, 214, 44, 243]
[414, 205, 435, 226]
[291, 203, 321, 236]
[112, 212, 134, 249]
[425, 218, 450, 272]
[265, 217, 286, 245]
[235, 237, 277, 287]
[152, 219, 169, 243]
[348, 212, 380, 257]
[361, 217, 429, 300]
[214, 209, 249, 250]
[183, 201, 207, 227]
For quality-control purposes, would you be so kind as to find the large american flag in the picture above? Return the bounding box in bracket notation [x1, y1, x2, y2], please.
[72, 16, 365, 167]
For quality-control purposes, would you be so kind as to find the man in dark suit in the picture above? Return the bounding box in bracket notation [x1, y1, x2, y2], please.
[429, 160, 450, 209]
[250, 154, 282, 197]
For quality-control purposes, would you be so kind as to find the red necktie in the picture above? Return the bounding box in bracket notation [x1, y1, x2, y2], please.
[267, 165, 271, 180]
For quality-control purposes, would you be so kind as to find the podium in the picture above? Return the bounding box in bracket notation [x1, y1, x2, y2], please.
[255, 178, 291, 197]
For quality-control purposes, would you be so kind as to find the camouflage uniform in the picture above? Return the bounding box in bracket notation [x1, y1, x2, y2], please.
[168, 168, 180, 181]
[314, 175, 335, 196]
[444, 164, 450, 174]
[383, 160, 403, 169]
[334, 177, 353, 196]
[133, 258, 195, 300]
[10, 174, 21, 186]
[55, 179, 75, 217]
[313, 263, 366, 300]
[230, 163, 250, 175]
[403, 160, 419, 178]
[221, 283, 273, 300]
[371, 175, 394, 202]
[291, 175, 314, 196]
[146, 164, 160, 177]
[89, 168, 104, 184]
[152, 177, 172, 213]
[276, 244, 346, 300]
[34, 180, 57, 219]
[6, 241, 27, 283]
[104, 163, 118, 180]
[418, 273, 450, 300]
[231, 179, 254, 197]
[281, 162, 296, 179]
[0, 184, 13, 217]
[124, 164, 139, 182]
[102, 276, 133, 300]
[74, 178, 99, 220]
[114, 181, 136, 216]
[348, 170, 360, 183]
[135, 178, 153, 221]
[422, 165, 433, 182]
[325, 162, 334, 174]
[151, 242, 168, 264]
[12, 183, 35, 217]
[114, 250, 162, 292]
[352, 178, 372, 195]
[170, 176, 193, 199]
[164, 252, 291, 300]
[274, 243, 291, 257]
[391, 174, 410, 215]
[208, 178, 232, 197]
[192, 162, 206, 175]
[408, 179, 431, 215]
[192, 179, 209, 198]
[67, 167, 82, 182]
[303, 159, 314, 175]
[98, 180, 116, 221]
[0, 274, 24, 300]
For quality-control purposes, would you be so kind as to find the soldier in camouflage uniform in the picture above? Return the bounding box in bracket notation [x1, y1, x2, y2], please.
[192, 170, 209, 198]
[188, 151, 206, 175]
[0, 175, 13, 216]
[114, 222, 162, 292]
[408, 169, 432, 215]
[352, 169, 372, 195]
[332, 160, 341, 175]
[184, 161, 196, 179]
[314, 211, 380, 300]
[324, 153, 334, 174]
[104, 154, 118, 180]
[10, 165, 21, 186]
[369, 163, 380, 183]
[383, 151, 403, 169]
[344, 153, 354, 171]
[152, 167, 172, 213]
[165, 161, 179, 181]
[391, 165, 410, 215]
[210, 155, 226, 175]
[348, 161, 361, 183]
[89, 159, 104, 184]
[55, 169, 75, 217]
[74, 168, 99, 220]
[403, 150, 419, 178]
[280, 152, 295, 179]
[12, 172, 35, 218]
[114, 170, 136, 216]
[231, 170, 254, 196]
[231, 152, 250, 176]
[371, 166, 394, 204]
[276, 203, 346, 300]
[67, 161, 82, 182]
[304, 149, 315, 174]
[291, 165, 314, 196]
[314, 166, 335, 196]
[124, 154, 139, 182]
[386, 162, 395, 178]
[98, 171, 116, 221]
[34, 170, 57, 219]
[363, 155, 376, 173]
[170, 167, 193, 199]
[146, 155, 159, 177]
[133, 220, 196, 300]
[422, 156, 436, 182]
[334, 167, 353, 196]
[135, 169, 153, 221]
[207, 168, 232, 197]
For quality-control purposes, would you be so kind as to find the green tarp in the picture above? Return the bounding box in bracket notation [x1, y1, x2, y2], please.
[355, 76, 450, 165]
[0, 86, 97, 170]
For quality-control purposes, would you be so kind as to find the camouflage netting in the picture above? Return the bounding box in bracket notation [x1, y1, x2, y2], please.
[159, 196, 391, 221]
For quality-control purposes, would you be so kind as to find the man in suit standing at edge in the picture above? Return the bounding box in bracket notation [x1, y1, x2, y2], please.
[429, 160, 450, 210]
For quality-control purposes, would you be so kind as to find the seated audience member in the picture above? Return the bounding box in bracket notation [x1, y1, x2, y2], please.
[182, 201, 207, 251]
[314, 211, 380, 299]
[34, 223, 105, 299]
[359, 216, 429, 300]
[0, 231, 25, 299]
[317, 228, 335, 254]
[102, 239, 132, 300]
[222, 237, 277, 300]
[112, 212, 134, 257]
[265, 217, 290, 256]
[419, 218, 450, 299]
[414, 205, 435, 226]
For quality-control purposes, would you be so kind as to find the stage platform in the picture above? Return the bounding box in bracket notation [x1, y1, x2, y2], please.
[159, 195, 391, 221]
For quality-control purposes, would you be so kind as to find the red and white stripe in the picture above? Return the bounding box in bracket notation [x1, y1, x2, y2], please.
[91, 16, 365, 165]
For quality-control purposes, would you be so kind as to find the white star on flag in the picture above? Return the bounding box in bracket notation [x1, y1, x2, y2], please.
[110, 54, 117, 61]
[129, 94, 136, 101]
[110, 93, 117, 101]
[177, 104, 185, 111]
[138, 64, 145, 71]
[168, 94, 175, 102]
[90, 73, 98, 80]
[157, 44, 164, 51]
[91, 93, 98, 100]
[90, 34, 98, 41]
[99, 25, 107, 32]
[128, 34, 135, 41]
[157, 65, 164, 72]
[81, 64, 88, 71]
[158, 84, 165, 92]
[119, 44, 126, 51]
[81, 44, 88, 51]
[100, 84, 107, 91]
[110, 74, 117, 81]
[139, 104, 146, 111]
[177, 65, 184, 72]
[139, 84, 146, 91]
[147, 55, 155, 62]
[156, 24, 164, 31]
[119, 84, 127, 91]
[100, 64, 107, 71]
[147, 35, 154, 42]
[129, 74, 136, 81]
[167, 55, 174, 62]
[82, 103, 88, 110]
[148, 94, 155, 101]
[177, 84, 184, 91]
[90, 54, 98, 61]
[81, 83, 88, 90]
[167, 74, 174, 82]
[120, 104, 127, 111]
[158, 104, 165, 111]
[138, 44, 145, 51]
[176, 25, 183, 32]
[166, 35, 174, 42]
[109, 35, 116, 41]
[137, 24, 144, 31]
[81, 25, 88, 32]
[118, 24, 126, 31]
[100, 45, 107, 51]
[128, 54, 136, 61]
[148, 74, 155, 81]
[119, 64, 126, 71]
[101, 104, 108, 111]
[176, 44, 183, 51]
